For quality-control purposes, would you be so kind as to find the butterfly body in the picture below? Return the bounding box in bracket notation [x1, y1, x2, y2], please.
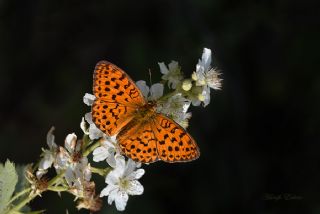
[92, 61, 200, 163]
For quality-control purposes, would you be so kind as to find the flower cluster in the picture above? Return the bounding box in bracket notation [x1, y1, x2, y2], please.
[32, 47, 221, 212]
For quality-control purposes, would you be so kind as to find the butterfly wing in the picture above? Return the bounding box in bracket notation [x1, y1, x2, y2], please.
[152, 114, 200, 162]
[92, 61, 146, 136]
[117, 119, 159, 163]
[93, 61, 146, 105]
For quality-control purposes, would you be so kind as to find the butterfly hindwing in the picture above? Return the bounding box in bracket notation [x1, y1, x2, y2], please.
[117, 119, 159, 163]
[152, 114, 200, 162]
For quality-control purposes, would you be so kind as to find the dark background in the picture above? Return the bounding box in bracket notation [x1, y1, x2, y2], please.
[0, 0, 319, 213]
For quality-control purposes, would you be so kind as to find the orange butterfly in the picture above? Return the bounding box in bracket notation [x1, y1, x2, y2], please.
[91, 61, 200, 163]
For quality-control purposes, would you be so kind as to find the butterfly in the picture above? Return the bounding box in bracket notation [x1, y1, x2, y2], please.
[91, 61, 200, 163]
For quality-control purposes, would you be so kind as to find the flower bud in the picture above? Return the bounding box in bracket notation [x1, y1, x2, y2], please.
[182, 79, 192, 91]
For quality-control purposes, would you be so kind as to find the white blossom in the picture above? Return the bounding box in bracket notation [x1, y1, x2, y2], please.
[192, 48, 212, 86]
[205, 68, 222, 90]
[158, 61, 183, 89]
[36, 127, 58, 178]
[158, 94, 192, 128]
[190, 48, 222, 106]
[136, 80, 163, 101]
[93, 136, 118, 168]
[55, 133, 92, 197]
[100, 155, 144, 211]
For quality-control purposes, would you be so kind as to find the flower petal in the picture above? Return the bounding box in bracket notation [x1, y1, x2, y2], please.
[93, 146, 109, 162]
[65, 167, 75, 186]
[107, 154, 117, 168]
[100, 184, 117, 197]
[158, 62, 169, 74]
[115, 155, 126, 173]
[127, 180, 144, 195]
[107, 188, 118, 205]
[124, 159, 139, 177]
[150, 83, 164, 100]
[65, 133, 77, 153]
[106, 170, 120, 185]
[39, 152, 54, 170]
[126, 168, 145, 180]
[46, 127, 57, 150]
[36, 169, 47, 179]
[202, 86, 211, 107]
[114, 191, 129, 211]
[83, 93, 96, 106]
[80, 117, 89, 135]
[136, 80, 149, 99]
[201, 48, 212, 70]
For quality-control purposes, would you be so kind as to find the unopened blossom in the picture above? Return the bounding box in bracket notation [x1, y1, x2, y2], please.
[93, 136, 118, 168]
[100, 155, 144, 211]
[37, 127, 58, 178]
[158, 61, 183, 89]
[136, 80, 164, 101]
[181, 79, 193, 91]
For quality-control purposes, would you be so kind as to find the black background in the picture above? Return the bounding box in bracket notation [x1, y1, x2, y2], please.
[0, 0, 319, 213]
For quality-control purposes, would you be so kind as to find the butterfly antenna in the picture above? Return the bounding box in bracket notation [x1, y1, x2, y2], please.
[148, 68, 154, 97]
[148, 68, 153, 86]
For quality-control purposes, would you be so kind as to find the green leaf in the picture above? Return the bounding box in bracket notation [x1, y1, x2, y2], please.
[0, 159, 18, 213]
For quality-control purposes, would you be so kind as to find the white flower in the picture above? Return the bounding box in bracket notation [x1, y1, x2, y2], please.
[83, 113, 104, 140]
[136, 80, 164, 101]
[205, 68, 222, 90]
[190, 48, 222, 106]
[158, 94, 192, 128]
[192, 48, 212, 86]
[83, 93, 96, 106]
[93, 136, 118, 168]
[36, 127, 58, 178]
[100, 155, 144, 211]
[158, 61, 183, 89]
[55, 133, 92, 197]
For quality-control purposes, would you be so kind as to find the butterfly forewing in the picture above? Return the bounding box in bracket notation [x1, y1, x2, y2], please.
[92, 61, 146, 136]
[93, 61, 146, 105]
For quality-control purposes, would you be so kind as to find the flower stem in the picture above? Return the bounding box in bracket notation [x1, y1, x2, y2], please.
[47, 171, 65, 186]
[83, 140, 100, 157]
[6, 187, 32, 206]
[47, 186, 68, 192]
[6, 194, 36, 214]
[91, 166, 112, 177]
[158, 90, 179, 103]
